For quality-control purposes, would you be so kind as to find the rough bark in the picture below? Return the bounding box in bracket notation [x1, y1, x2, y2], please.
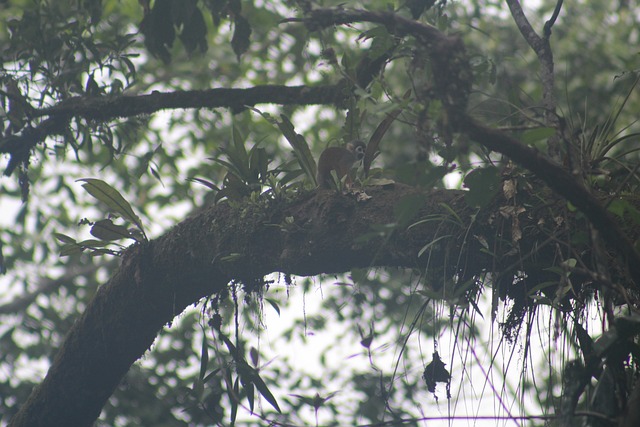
[10, 184, 478, 427]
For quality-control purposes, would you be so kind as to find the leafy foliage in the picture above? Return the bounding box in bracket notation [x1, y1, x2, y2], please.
[1, 0, 640, 426]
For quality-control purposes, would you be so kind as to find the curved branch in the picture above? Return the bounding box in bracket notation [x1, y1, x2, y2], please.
[285, 7, 640, 286]
[1, 84, 347, 176]
[544, 0, 564, 38]
[0, 117, 69, 176]
[288, 8, 471, 112]
[35, 84, 347, 120]
[9, 185, 473, 427]
[461, 116, 640, 288]
[286, 8, 444, 40]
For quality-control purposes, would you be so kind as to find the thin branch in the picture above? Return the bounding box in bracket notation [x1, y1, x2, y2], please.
[1, 84, 346, 176]
[1, 116, 69, 176]
[34, 84, 346, 120]
[505, 0, 561, 158]
[544, 0, 564, 38]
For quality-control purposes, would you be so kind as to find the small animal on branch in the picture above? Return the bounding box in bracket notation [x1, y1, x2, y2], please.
[316, 140, 366, 189]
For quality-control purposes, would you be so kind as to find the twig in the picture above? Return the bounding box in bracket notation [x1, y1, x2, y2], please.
[544, 0, 564, 38]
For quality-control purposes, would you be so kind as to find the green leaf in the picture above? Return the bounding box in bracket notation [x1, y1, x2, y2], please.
[202, 367, 221, 383]
[245, 381, 255, 413]
[220, 332, 238, 355]
[77, 178, 146, 238]
[463, 167, 500, 207]
[364, 89, 410, 175]
[89, 248, 119, 257]
[54, 232, 77, 244]
[521, 127, 555, 145]
[218, 124, 251, 180]
[608, 198, 640, 225]
[199, 335, 209, 381]
[187, 177, 220, 191]
[249, 146, 269, 183]
[367, 26, 395, 60]
[418, 235, 451, 258]
[230, 375, 239, 425]
[249, 347, 259, 366]
[219, 253, 243, 262]
[178, 6, 207, 55]
[76, 239, 114, 248]
[59, 243, 84, 257]
[251, 370, 282, 413]
[265, 298, 280, 316]
[231, 14, 251, 60]
[90, 219, 135, 242]
[276, 114, 317, 185]
[438, 202, 464, 226]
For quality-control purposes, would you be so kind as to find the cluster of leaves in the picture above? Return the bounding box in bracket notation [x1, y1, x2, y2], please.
[140, 0, 252, 63]
[55, 178, 147, 257]
[190, 116, 307, 204]
[1, 0, 640, 425]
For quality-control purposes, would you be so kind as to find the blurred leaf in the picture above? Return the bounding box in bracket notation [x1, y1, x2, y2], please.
[405, 0, 436, 19]
[178, 4, 208, 55]
[463, 167, 500, 208]
[199, 335, 209, 381]
[90, 219, 135, 242]
[230, 375, 239, 425]
[188, 177, 220, 191]
[276, 114, 317, 185]
[265, 298, 280, 316]
[521, 127, 555, 145]
[249, 347, 259, 367]
[139, 0, 175, 63]
[59, 242, 85, 257]
[251, 369, 281, 413]
[249, 146, 269, 183]
[417, 235, 451, 258]
[608, 198, 640, 225]
[363, 90, 410, 176]
[231, 14, 251, 60]
[245, 381, 255, 413]
[54, 233, 77, 244]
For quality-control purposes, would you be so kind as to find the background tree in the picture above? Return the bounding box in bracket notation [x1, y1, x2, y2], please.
[1, 0, 639, 426]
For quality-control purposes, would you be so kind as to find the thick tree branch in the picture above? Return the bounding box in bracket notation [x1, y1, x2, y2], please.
[289, 7, 640, 286]
[461, 116, 640, 288]
[9, 186, 474, 427]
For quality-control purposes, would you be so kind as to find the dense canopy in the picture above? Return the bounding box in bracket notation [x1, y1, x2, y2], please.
[1, 1, 640, 426]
